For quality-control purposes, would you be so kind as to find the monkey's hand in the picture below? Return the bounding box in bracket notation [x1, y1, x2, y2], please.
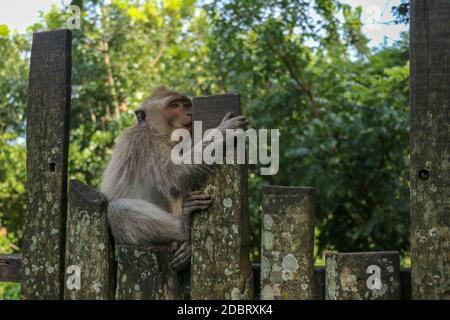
[171, 192, 213, 271]
[170, 241, 191, 271]
[218, 112, 249, 132]
[182, 191, 213, 216]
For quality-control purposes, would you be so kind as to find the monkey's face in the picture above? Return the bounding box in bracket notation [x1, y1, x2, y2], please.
[135, 94, 192, 136]
[164, 97, 193, 133]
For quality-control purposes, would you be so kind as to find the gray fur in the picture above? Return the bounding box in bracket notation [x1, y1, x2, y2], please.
[100, 87, 248, 246]
[107, 199, 187, 245]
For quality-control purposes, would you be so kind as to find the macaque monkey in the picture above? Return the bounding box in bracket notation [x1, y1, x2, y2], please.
[100, 86, 248, 270]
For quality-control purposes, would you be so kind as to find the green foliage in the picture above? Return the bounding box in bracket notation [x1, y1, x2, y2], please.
[204, 1, 410, 258]
[0, 24, 10, 37]
[0, 1, 411, 299]
[0, 282, 20, 300]
[0, 27, 29, 245]
[0, 133, 26, 237]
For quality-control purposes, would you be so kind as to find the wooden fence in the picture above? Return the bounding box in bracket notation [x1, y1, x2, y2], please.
[0, 0, 448, 300]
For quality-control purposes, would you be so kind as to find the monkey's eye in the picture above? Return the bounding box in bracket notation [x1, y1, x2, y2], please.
[169, 102, 178, 108]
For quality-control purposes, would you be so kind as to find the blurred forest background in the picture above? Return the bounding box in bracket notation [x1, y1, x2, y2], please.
[0, 0, 410, 299]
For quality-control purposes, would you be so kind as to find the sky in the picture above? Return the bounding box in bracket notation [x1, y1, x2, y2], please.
[341, 0, 408, 46]
[0, 0, 408, 47]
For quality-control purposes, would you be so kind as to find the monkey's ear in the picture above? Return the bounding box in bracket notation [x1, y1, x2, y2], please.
[135, 110, 146, 127]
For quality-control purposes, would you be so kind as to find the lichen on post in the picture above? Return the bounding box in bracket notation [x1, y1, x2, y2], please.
[190, 94, 253, 300]
[21, 29, 72, 300]
[410, 0, 450, 300]
[64, 180, 115, 300]
[261, 186, 315, 300]
[116, 245, 182, 300]
[325, 251, 401, 300]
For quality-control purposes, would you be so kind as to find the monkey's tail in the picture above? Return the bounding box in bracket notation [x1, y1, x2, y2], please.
[107, 198, 188, 246]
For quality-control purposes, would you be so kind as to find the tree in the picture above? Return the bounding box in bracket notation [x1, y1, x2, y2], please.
[392, 0, 410, 25]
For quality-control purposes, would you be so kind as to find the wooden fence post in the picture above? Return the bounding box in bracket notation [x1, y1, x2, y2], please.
[410, 0, 450, 299]
[190, 94, 253, 300]
[261, 186, 315, 300]
[255, 264, 410, 300]
[325, 251, 401, 300]
[63, 180, 115, 299]
[0, 254, 22, 283]
[116, 246, 182, 300]
[21, 29, 72, 299]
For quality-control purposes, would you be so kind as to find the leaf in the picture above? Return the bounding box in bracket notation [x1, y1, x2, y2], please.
[0, 24, 9, 37]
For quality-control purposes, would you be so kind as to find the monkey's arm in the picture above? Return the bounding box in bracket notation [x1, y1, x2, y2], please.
[161, 113, 249, 192]
[137, 113, 248, 196]
[186, 112, 248, 161]
[170, 191, 213, 271]
[146, 146, 215, 196]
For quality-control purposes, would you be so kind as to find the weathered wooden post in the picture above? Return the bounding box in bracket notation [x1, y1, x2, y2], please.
[410, 0, 450, 300]
[0, 254, 22, 283]
[64, 180, 115, 299]
[325, 251, 401, 300]
[261, 186, 315, 300]
[190, 94, 253, 300]
[21, 29, 72, 299]
[116, 246, 183, 299]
